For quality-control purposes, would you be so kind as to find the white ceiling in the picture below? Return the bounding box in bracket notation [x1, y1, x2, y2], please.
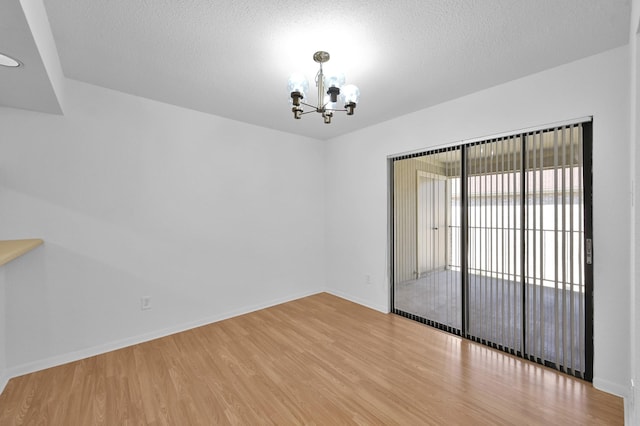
[0, 0, 64, 114]
[1, 0, 631, 140]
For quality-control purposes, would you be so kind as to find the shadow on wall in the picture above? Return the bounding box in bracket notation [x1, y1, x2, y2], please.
[0, 185, 325, 376]
[0, 188, 224, 371]
[3, 241, 174, 369]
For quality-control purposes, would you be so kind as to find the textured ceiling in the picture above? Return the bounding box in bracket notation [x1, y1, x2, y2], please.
[1, 0, 632, 140]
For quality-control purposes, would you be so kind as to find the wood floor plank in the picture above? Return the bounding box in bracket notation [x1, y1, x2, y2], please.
[0, 293, 624, 425]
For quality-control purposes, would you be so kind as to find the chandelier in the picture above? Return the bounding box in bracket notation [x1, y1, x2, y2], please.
[287, 51, 360, 124]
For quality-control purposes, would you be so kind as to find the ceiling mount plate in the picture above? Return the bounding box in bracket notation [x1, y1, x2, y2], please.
[313, 51, 330, 64]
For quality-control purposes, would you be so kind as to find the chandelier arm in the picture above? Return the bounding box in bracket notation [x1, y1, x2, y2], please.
[320, 101, 347, 111]
[299, 101, 317, 109]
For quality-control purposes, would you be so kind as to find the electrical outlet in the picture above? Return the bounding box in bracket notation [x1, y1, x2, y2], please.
[141, 296, 152, 311]
[365, 274, 372, 285]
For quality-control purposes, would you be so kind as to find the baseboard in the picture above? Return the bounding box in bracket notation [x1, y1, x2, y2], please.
[593, 377, 633, 423]
[0, 371, 9, 395]
[325, 288, 389, 313]
[592, 377, 631, 399]
[624, 391, 636, 426]
[4, 289, 323, 383]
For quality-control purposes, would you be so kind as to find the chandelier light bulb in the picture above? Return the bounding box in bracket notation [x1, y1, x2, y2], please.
[287, 73, 309, 98]
[325, 73, 345, 89]
[324, 95, 336, 110]
[341, 84, 360, 104]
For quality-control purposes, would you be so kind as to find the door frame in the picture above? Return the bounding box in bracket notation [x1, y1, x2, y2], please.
[416, 170, 448, 276]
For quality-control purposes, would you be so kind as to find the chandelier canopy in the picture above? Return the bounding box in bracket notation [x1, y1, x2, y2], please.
[287, 51, 360, 124]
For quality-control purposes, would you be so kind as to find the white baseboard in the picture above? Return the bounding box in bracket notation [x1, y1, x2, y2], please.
[593, 378, 635, 424]
[325, 288, 390, 314]
[592, 377, 631, 399]
[2, 289, 323, 389]
[631, 385, 639, 426]
[0, 371, 9, 396]
[624, 391, 636, 426]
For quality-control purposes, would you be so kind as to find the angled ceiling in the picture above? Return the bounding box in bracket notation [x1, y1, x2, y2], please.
[1, 0, 631, 140]
[0, 0, 64, 114]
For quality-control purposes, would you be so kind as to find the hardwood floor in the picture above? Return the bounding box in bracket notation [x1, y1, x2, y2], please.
[0, 293, 623, 425]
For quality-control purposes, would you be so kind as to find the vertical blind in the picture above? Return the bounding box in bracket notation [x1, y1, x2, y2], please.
[466, 136, 523, 353]
[391, 121, 592, 379]
[522, 125, 587, 375]
[393, 148, 462, 333]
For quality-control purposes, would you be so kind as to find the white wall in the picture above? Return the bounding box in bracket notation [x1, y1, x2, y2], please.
[0, 268, 6, 389]
[630, 1, 640, 424]
[0, 79, 326, 376]
[325, 46, 631, 397]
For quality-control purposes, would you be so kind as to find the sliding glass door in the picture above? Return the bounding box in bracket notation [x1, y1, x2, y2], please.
[392, 148, 462, 333]
[391, 121, 592, 379]
[465, 136, 524, 353]
[522, 125, 591, 376]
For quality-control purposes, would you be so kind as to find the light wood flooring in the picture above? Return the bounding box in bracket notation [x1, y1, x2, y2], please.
[0, 293, 623, 425]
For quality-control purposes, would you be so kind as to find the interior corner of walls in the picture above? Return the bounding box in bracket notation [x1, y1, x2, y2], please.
[625, 394, 637, 426]
[50, 77, 66, 116]
[325, 288, 389, 314]
[0, 269, 5, 391]
[0, 273, 5, 396]
[0, 373, 9, 397]
[634, 0, 640, 34]
[633, 384, 640, 423]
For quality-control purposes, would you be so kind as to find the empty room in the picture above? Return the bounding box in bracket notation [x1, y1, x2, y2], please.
[1, 0, 639, 424]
